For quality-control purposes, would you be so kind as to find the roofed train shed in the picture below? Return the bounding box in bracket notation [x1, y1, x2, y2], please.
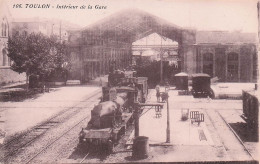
[67, 9, 257, 83]
[67, 9, 195, 82]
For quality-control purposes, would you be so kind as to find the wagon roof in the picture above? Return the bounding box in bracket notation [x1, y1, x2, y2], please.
[192, 73, 210, 78]
[175, 72, 188, 76]
[116, 86, 136, 92]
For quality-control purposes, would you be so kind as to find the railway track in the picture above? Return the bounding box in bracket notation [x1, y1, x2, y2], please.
[0, 89, 101, 163]
[24, 114, 91, 164]
[216, 110, 253, 158]
[76, 119, 135, 164]
[204, 109, 253, 161]
[25, 114, 134, 164]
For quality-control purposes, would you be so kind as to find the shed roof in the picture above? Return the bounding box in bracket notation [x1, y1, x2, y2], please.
[196, 31, 257, 44]
[79, 8, 192, 43]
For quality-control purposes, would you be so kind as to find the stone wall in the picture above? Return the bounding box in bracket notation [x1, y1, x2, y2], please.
[0, 67, 26, 85]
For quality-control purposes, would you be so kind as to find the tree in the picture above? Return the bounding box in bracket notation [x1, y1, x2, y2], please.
[7, 32, 69, 88]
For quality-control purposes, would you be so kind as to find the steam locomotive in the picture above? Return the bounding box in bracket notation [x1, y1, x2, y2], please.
[79, 70, 147, 152]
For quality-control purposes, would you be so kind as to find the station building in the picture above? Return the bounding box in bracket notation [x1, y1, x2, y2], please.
[67, 9, 257, 83]
[11, 18, 79, 41]
[0, 2, 26, 85]
[188, 31, 257, 82]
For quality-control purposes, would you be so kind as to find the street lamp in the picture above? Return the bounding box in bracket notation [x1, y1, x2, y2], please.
[165, 86, 170, 143]
[160, 51, 163, 84]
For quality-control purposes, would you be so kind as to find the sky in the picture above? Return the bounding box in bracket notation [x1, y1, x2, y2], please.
[3, 0, 259, 33]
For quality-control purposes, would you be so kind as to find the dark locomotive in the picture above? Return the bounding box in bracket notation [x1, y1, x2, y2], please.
[79, 70, 148, 152]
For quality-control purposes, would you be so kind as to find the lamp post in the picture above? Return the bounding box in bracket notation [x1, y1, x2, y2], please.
[134, 103, 140, 137]
[165, 86, 170, 143]
[160, 51, 163, 84]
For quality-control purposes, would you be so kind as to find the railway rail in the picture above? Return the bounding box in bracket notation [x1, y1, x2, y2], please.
[0, 89, 101, 163]
[79, 153, 90, 163]
[77, 118, 135, 164]
[24, 114, 91, 164]
[216, 110, 253, 158]
[24, 100, 115, 164]
[204, 109, 253, 161]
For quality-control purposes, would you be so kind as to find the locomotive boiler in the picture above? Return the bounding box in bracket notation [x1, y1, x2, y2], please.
[79, 86, 136, 152]
[88, 91, 128, 129]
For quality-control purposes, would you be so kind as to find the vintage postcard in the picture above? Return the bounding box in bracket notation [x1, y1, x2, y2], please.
[0, 0, 259, 163]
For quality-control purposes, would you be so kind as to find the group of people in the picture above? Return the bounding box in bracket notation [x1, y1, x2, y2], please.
[155, 83, 170, 103]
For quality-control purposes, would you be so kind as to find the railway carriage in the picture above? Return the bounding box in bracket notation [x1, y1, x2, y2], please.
[242, 89, 259, 141]
[191, 73, 214, 98]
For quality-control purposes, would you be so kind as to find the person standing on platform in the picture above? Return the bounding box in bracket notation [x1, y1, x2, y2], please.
[155, 84, 160, 102]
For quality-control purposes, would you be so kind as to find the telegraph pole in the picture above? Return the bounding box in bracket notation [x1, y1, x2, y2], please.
[134, 103, 140, 137]
[160, 24, 163, 84]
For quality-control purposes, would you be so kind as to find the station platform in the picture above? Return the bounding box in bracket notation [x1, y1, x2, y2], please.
[211, 83, 255, 99]
[128, 89, 214, 146]
[126, 86, 257, 162]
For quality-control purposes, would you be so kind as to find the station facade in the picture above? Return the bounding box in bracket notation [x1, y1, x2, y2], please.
[67, 9, 257, 83]
[185, 31, 257, 82]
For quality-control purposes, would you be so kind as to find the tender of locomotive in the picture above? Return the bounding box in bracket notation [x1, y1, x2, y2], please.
[79, 70, 148, 152]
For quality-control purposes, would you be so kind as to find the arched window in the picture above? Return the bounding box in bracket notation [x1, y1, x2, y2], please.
[228, 52, 238, 61]
[4, 23, 7, 36]
[227, 52, 239, 82]
[203, 53, 213, 77]
[1, 22, 4, 36]
[1, 18, 8, 37]
[2, 48, 7, 66]
[203, 52, 213, 61]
